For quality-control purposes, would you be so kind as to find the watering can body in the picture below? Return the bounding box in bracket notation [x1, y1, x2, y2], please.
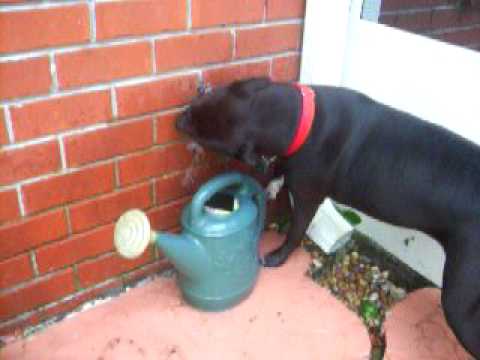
[115, 172, 266, 311]
[172, 191, 262, 310]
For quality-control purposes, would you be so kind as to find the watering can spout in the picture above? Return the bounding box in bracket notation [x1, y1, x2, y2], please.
[114, 209, 210, 279]
[154, 232, 210, 279]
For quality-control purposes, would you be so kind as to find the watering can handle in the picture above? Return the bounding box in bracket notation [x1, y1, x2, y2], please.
[190, 172, 266, 239]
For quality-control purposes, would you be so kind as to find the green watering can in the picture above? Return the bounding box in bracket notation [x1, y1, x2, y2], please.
[114, 172, 266, 311]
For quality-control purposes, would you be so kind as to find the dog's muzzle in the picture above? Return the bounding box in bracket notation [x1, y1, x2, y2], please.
[176, 108, 192, 132]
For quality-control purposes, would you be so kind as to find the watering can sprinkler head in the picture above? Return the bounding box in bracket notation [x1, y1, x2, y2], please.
[114, 209, 155, 259]
[114, 209, 210, 280]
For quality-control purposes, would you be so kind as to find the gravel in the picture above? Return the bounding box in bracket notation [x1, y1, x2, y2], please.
[302, 235, 407, 359]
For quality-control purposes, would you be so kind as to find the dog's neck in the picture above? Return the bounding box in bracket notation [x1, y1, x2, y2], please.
[251, 83, 306, 173]
[253, 84, 302, 157]
[284, 84, 316, 156]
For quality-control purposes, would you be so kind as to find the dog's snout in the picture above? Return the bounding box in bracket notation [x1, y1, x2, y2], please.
[176, 108, 191, 131]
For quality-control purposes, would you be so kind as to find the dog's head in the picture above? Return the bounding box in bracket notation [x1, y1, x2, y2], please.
[177, 77, 289, 167]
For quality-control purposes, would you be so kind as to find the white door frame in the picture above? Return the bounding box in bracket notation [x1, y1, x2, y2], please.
[300, 0, 480, 286]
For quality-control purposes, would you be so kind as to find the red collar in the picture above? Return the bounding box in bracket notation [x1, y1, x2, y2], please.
[284, 83, 316, 156]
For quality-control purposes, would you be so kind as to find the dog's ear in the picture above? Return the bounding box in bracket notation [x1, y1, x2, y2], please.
[229, 77, 272, 98]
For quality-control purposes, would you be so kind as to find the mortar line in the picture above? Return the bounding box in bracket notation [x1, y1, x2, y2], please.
[151, 179, 157, 206]
[88, 0, 96, 43]
[72, 264, 82, 291]
[16, 184, 26, 216]
[263, 0, 267, 23]
[29, 250, 40, 277]
[49, 52, 59, 92]
[3, 106, 14, 144]
[0, 0, 84, 12]
[64, 207, 73, 235]
[428, 22, 480, 35]
[110, 87, 118, 119]
[381, 4, 457, 16]
[231, 29, 237, 59]
[152, 114, 158, 144]
[114, 161, 121, 189]
[58, 136, 68, 170]
[150, 39, 157, 74]
[186, 0, 192, 29]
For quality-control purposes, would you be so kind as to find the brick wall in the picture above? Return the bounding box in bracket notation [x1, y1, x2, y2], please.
[0, 0, 305, 335]
[380, 0, 480, 50]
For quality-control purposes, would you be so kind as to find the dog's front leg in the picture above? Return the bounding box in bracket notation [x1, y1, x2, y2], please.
[263, 187, 322, 267]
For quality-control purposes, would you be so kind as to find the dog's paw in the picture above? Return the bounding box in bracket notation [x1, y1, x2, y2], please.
[261, 247, 290, 267]
[266, 176, 285, 200]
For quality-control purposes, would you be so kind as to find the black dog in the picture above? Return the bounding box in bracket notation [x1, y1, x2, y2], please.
[176, 78, 480, 358]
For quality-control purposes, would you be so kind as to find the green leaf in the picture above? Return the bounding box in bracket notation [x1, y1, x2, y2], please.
[360, 299, 380, 322]
[337, 208, 362, 226]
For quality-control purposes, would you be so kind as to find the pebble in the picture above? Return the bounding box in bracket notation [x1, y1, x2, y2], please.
[302, 236, 407, 345]
[312, 258, 323, 268]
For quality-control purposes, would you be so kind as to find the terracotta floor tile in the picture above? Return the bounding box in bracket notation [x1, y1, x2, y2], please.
[384, 288, 472, 360]
[2, 232, 370, 360]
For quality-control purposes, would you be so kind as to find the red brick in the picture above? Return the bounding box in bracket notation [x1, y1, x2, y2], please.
[23, 163, 115, 215]
[56, 42, 152, 89]
[64, 119, 153, 167]
[122, 259, 170, 285]
[155, 32, 233, 72]
[116, 75, 197, 118]
[0, 316, 37, 337]
[36, 224, 114, 274]
[379, 14, 397, 27]
[437, 26, 480, 46]
[0, 277, 122, 336]
[236, 24, 302, 59]
[203, 61, 270, 87]
[155, 111, 185, 144]
[35, 278, 122, 324]
[0, 5, 89, 54]
[0, 209, 68, 261]
[272, 54, 301, 82]
[0, 254, 33, 290]
[118, 143, 193, 186]
[0, 279, 122, 336]
[393, 12, 433, 32]
[11, 91, 111, 141]
[154, 163, 226, 206]
[0, 110, 8, 145]
[432, 8, 480, 29]
[148, 197, 189, 231]
[69, 182, 152, 233]
[267, 0, 305, 20]
[192, 0, 264, 28]
[0, 141, 61, 186]
[77, 250, 153, 288]
[0, 190, 20, 224]
[0, 57, 51, 101]
[155, 172, 192, 205]
[96, 0, 186, 40]
[0, 269, 75, 321]
[381, 0, 447, 11]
